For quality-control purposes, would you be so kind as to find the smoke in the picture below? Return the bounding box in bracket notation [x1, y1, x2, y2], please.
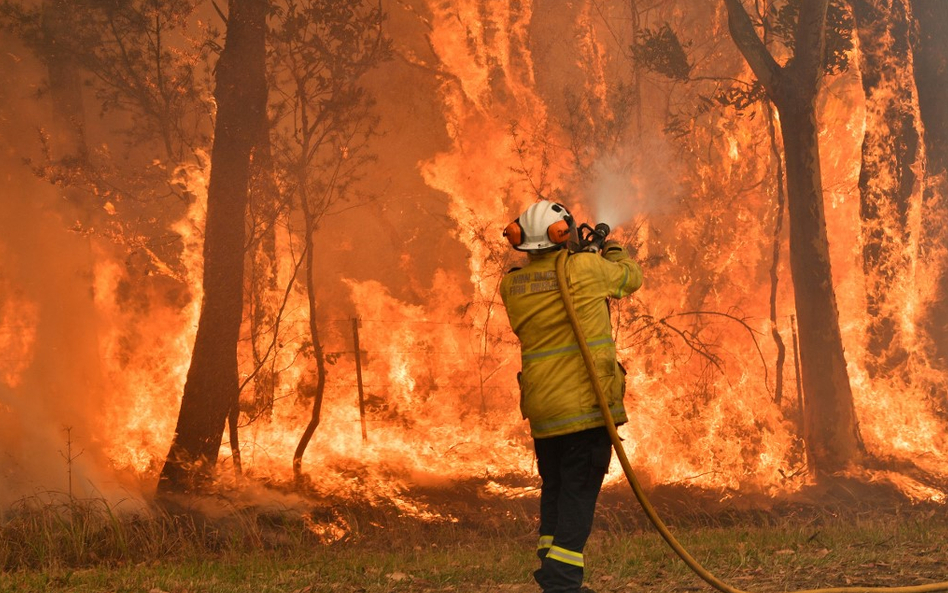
[0, 172, 120, 506]
[0, 39, 134, 506]
[584, 136, 683, 231]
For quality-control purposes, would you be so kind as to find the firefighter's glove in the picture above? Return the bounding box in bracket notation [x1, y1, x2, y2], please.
[601, 239, 628, 260]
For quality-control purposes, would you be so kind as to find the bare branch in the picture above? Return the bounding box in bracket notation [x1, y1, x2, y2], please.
[721, 0, 783, 94]
[625, 308, 770, 391]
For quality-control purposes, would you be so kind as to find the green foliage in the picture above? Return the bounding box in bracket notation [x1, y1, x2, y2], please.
[630, 23, 692, 81]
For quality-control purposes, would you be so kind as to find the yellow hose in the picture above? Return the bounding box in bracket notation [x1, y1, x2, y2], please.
[553, 249, 948, 593]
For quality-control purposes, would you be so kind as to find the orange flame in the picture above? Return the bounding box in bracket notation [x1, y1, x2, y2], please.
[0, 1, 945, 508]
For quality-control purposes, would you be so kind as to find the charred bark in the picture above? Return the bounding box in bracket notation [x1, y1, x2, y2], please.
[913, 0, 948, 380]
[851, 0, 921, 378]
[724, 0, 864, 476]
[157, 0, 268, 494]
[913, 0, 948, 185]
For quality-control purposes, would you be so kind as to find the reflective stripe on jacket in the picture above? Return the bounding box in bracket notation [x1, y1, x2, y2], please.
[500, 243, 643, 438]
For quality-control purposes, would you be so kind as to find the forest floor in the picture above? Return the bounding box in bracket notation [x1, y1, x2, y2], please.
[1, 478, 947, 593]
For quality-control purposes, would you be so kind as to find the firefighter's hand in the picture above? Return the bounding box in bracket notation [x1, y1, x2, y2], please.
[601, 239, 632, 263]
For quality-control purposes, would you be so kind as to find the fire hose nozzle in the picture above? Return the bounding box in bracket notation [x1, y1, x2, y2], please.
[577, 222, 611, 252]
[593, 222, 610, 241]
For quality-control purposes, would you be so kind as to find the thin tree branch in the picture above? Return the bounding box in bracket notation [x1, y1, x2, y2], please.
[722, 0, 783, 94]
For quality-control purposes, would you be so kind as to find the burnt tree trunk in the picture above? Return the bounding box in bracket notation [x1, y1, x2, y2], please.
[851, 0, 922, 378]
[913, 0, 948, 383]
[724, 0, 864, 476]
[158, 0, 268, 494]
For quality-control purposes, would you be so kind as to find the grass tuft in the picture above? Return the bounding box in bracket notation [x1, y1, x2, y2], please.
[1, 487, 946, 593]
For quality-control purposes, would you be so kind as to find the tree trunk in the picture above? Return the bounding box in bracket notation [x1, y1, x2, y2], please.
[248, 118, 282, 421]
[158, 0, 268, 494]
[765, 100, 788, 407]
[724, 0, 864, 476]
[913, 0, 948, 377]
[778, 98, 865, 474]
[292, 191, 328, 481]
[851, 0, 922, 378]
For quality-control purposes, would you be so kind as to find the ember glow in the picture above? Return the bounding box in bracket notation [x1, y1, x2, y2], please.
[0, 0, 946, 511]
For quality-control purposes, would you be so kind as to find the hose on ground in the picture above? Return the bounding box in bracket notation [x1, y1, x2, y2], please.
[553, 249, 948, 593]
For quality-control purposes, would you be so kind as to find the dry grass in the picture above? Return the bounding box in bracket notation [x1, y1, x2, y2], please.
[1, 484, 946, 593]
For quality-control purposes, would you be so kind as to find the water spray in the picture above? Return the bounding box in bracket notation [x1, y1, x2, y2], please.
[552, 248, 948, 593]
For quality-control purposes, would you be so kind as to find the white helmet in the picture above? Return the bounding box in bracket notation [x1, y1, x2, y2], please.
[503, 200, 574, 252]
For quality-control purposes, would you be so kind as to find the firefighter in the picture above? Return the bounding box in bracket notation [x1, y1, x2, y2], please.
[500, 199, 643, 593]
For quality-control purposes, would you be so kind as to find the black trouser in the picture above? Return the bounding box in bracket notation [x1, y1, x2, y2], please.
[533, 426, 612, 593]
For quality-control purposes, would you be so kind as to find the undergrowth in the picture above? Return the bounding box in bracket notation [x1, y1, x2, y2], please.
[1, 486, 946, 593]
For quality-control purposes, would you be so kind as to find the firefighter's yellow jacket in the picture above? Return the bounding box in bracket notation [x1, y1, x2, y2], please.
[500, 242, 642, 439]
